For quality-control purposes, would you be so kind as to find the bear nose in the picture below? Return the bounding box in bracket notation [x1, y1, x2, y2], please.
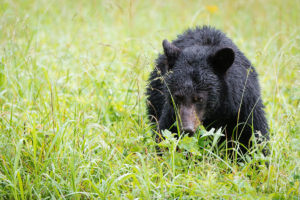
[182, 125, 196, 136]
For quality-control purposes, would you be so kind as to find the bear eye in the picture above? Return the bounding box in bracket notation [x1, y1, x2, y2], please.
[174, 94, 183, 102]
[193, 96, 203, 103]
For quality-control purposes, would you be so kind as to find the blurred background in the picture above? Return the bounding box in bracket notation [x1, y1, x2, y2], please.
[0, 0, 299, 198]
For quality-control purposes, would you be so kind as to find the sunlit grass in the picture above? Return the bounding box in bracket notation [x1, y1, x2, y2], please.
[0, 0, 299, 199]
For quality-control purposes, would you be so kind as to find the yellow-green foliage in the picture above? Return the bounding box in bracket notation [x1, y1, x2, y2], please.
[0, 0, 299, 199]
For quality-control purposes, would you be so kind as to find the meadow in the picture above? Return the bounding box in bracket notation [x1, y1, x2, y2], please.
[0, 0, 299, 199]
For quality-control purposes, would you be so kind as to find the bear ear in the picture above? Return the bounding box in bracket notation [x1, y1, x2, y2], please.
[208, 47, 235, 74]
[162, 40, 181, 70]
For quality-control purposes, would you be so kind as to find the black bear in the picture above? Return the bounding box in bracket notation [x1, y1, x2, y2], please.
[146, 26, 269, 155]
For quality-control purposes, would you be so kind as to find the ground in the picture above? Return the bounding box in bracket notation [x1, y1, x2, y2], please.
[0, 0, 299, 199]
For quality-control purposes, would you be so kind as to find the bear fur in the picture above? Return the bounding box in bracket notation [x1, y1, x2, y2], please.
[146, 26, 269, 154]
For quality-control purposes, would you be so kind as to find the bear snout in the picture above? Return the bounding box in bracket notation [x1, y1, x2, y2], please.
[179, 105, 201, 136]
[182, 124, 196, 136]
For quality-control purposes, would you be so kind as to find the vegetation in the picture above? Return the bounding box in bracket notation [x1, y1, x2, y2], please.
[0, 0, 299, 199]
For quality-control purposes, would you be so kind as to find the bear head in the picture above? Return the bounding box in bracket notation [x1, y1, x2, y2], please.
[162, 40, 235, 135]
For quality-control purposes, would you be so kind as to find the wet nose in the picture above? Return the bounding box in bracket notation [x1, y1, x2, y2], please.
[182, 125, 196, 136]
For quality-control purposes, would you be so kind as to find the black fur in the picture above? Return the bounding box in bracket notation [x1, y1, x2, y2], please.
[146, 26, 269, 153]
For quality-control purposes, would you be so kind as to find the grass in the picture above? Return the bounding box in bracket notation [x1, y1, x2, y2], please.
[0, 0, 299, 199]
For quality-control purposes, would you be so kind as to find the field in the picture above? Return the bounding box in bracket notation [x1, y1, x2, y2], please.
[0, 0, 299, 199]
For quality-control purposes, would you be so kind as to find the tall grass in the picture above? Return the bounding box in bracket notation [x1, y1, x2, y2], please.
[0, 0, 299, 199]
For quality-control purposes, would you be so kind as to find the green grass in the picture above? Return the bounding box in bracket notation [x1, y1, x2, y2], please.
[0, 0, 299, 199]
